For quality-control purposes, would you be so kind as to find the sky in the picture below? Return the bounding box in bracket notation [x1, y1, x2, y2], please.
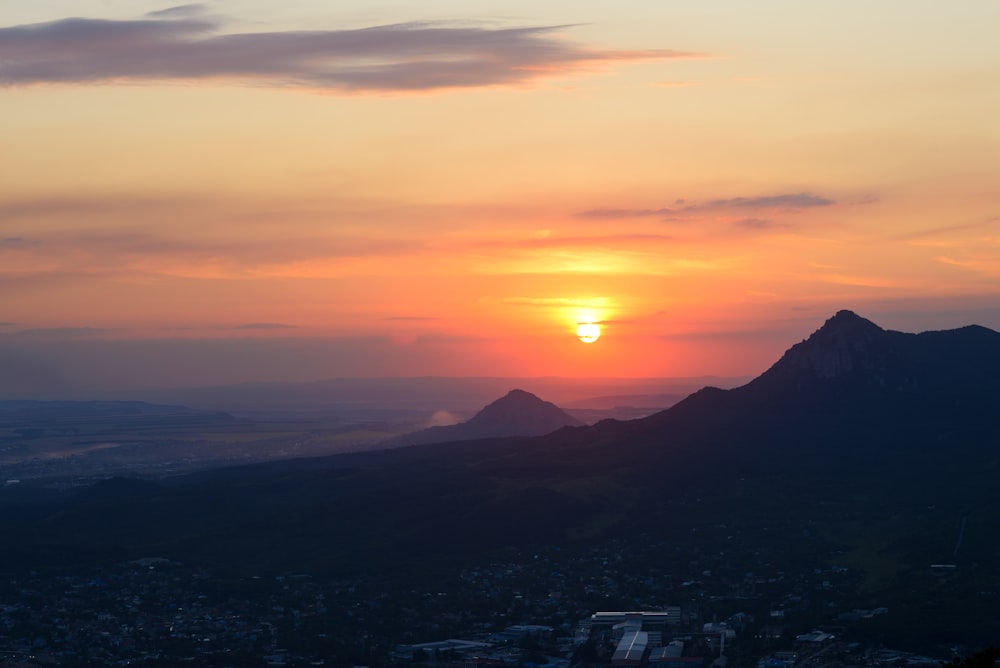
[2, 1, 999, 395]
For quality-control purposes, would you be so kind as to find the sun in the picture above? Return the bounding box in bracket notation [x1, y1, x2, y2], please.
[576, 322, 601, 343]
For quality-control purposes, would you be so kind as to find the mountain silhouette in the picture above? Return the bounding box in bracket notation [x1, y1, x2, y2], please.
[390, 388, 583, 446]
[744, 309, 1000, 396]
[633, 309, 1000, 427]
[3, 309, 999, 650]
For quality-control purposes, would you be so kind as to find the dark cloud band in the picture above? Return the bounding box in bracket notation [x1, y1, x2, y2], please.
[0, 11, 699, 92]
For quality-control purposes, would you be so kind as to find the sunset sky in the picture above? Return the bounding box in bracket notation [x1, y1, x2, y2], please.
[2, 1, 999, 394]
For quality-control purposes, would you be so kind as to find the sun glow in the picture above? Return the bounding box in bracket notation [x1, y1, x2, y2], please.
[576, 322, 601, 343]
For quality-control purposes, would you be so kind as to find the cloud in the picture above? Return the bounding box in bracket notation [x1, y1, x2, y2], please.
[384, 316, 440, 322]
[0, 195, 198, 222]
[230, 323, 297, 330]
[576, 208, 676, 220]
[0, 10, 702, 92]
[0, 222, 423, 280]
[501, 297, 610, 308]
[506, 233, 675, 248]
[734, 218, 783, 229]
[935, 255, 1000, 277]
[706, 193, 835, 209]
[659, 326, 794, 342]
[577, 192, 836, 220]
[413, 332, 497, 344]
[146, 4, 208, 19]
[890, 217, 999, 243]
[4, 327, 110, 338]
[815, 273, 903, 288]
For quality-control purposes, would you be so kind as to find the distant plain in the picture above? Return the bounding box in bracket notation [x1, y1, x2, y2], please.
[0, 376, 747, 480]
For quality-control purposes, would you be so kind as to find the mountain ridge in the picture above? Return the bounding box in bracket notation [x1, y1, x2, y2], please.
[654, 309, 1000, 401]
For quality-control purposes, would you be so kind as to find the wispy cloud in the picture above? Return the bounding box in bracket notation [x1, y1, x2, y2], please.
[0, 195, 200, 222]
[734, 218, 784, 229]
[0, 7, 703, 92]
[935, 255, 1000, 277]
[501, 296, 611, 308]
[815, 273, 903, 288]
[229, 323, 297, 330]
[0, 224, 424, 280]
[412, 332, 496, 344]
[890, 217, 999, 243]
[577, 192, 836, 221]
[146, 4, 206, 19]
[706, 193, 834, 209]
[505, 233, 675, 248]
[4, 326, 110, 338]
[576, 208, 675, 220]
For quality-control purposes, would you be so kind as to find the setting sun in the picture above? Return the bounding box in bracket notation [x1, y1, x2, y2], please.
[1, 2, 998, 387]
[577, 322, 601, 343]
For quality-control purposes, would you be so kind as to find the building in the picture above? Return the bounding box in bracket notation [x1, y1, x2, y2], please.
[590, 610, 681, 628]
[392, 639, 493, 661]
[612, 631, 649, 666]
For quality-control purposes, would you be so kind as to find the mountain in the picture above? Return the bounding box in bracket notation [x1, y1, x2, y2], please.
[745, 309, 1000, 398]
[388, 388, 583, 446]
[636, 308, 999, 426]
[2, 311, 999, 646]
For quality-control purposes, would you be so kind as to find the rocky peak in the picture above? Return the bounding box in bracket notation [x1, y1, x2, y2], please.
[814, 309, 884, 340]
[750, 310, 894, 388]
[781, 310, 887, 379]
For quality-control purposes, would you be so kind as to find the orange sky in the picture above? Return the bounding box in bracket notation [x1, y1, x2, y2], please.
[1, 1, 999, 393]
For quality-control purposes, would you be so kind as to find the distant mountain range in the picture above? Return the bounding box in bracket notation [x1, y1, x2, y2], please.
[2, 310, 999, 646]
[125, 376, 744, 414]
[388, 388, 582, 446]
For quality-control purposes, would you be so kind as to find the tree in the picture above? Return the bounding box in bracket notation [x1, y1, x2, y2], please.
[944, 647, 1000, 668]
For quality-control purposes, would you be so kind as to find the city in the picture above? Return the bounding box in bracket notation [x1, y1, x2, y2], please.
[0, 525, 973, 667]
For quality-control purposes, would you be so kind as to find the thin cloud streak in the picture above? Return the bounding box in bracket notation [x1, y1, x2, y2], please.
[3, 327, 111, 338]
[0, 228, 425, 279]
[735, 218, 785, 229]
[504, 233, 675, 248]
[0, 195, 206, 222]
[706, 193, 834, 209]
[576, 208, 675, 220]
[577, 192, 837, 220]
[501, 297, 610, 308]
[890, 218, 1000, 243]
[935, 255, 1000, 277]
[230, 323, 297, 330]
[146, 4, 206, 19]
[0, 10, 703, 92]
